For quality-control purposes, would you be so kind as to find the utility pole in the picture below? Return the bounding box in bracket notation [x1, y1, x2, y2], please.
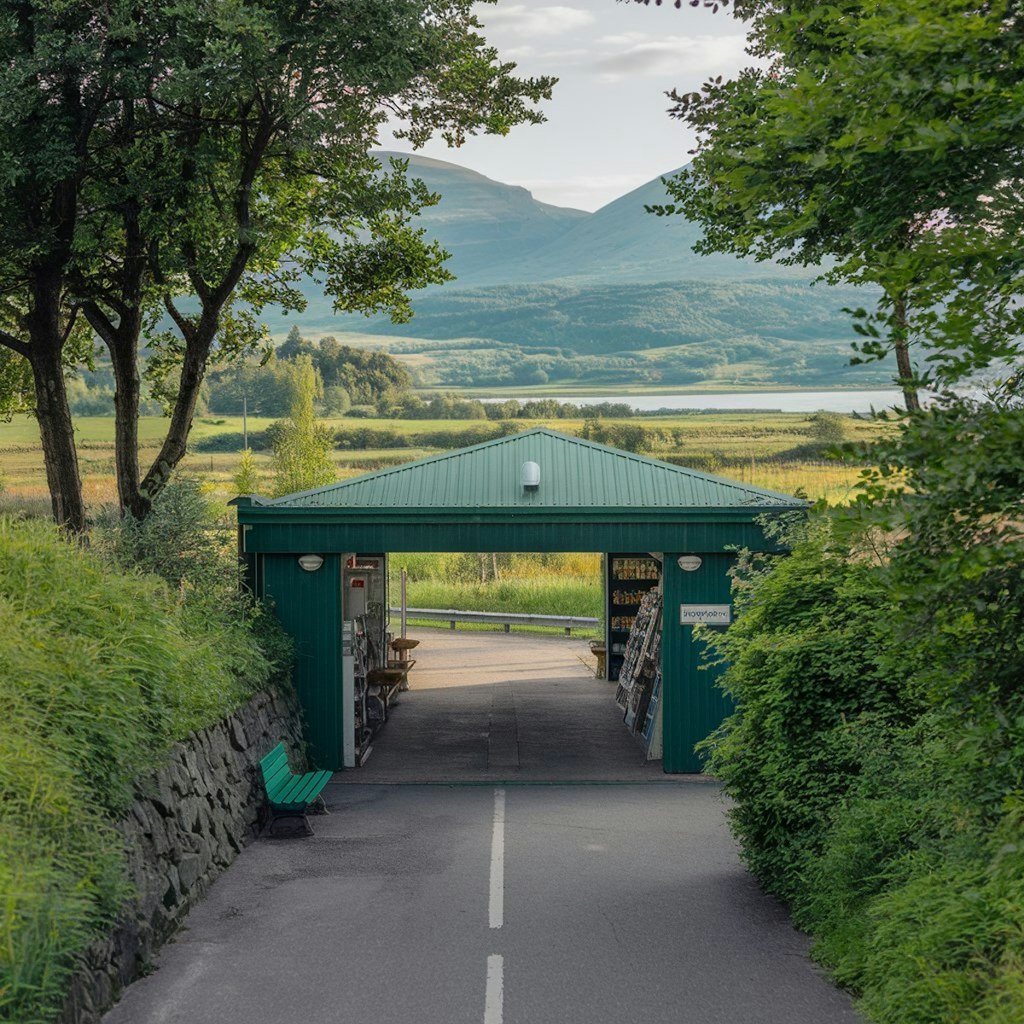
[243, 395, 248, 449]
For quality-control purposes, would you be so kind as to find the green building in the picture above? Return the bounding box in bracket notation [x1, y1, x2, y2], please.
[233, 428, 805, 773]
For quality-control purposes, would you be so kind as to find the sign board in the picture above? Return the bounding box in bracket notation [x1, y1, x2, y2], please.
[679, 604, 732, 625]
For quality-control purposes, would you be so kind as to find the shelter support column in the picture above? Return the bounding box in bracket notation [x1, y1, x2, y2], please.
[260, 553, 344, 770]
[660, 552, 736, 774]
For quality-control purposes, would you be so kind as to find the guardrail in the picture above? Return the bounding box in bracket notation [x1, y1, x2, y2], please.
[388, 607, 599, 636]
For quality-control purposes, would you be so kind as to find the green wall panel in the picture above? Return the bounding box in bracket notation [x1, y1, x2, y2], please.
[261, 554, 343, 770]
[242, 517, 785, 556]
[661, 552, 736, 773]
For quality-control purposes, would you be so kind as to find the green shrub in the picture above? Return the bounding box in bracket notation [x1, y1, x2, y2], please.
[704, 398, 1024, 1023]
[0, 516, 281, 1023]
[334, 426, 410, 450]
[190, 429, 273, 453]
[699, 518, 907, 906]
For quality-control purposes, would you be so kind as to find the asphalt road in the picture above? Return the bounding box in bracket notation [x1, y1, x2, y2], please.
[102, 783, 863, 1024]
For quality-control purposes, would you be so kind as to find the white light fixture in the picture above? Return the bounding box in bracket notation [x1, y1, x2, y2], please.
[298, 554, 324, 572]
[677, 555, 703, 572]
[521, 461, 540, 491]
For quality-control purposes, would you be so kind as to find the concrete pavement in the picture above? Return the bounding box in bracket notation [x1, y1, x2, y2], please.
[347, 629, 671, 783]
[102, 784, 862, 1024]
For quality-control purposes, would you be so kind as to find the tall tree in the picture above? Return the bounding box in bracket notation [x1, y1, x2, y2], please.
[270, 355, 336, 497]
[642, 0, 1024, 407]
[0, 0, 555, 527]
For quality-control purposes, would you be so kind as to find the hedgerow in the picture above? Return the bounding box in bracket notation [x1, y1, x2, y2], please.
[0, 511, 284, 1023]
[703, 397, 1024, 1023]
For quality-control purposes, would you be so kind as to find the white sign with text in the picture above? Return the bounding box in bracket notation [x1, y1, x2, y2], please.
[679, 604, 732, 625]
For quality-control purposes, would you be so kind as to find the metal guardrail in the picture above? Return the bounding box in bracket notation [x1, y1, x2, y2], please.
[388, 607, 599, 636]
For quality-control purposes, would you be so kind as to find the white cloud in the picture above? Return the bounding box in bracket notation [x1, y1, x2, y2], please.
[593, 33, 752, 81]
[476, 4, 594, 38]
[597, 31, 649, 46]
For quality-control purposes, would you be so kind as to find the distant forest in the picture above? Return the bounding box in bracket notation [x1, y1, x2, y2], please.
[330, 279, 888, 388]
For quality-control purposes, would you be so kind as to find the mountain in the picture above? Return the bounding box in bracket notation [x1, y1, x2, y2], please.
[448, 168, 814, 288]
[260, 153, 884, 389]
[373, 151, 588, 281]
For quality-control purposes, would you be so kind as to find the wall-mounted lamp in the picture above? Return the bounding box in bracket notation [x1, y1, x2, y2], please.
[298, 554, 324, 572]
[677, 555, 703, 572]
[521, 461, 540, 491]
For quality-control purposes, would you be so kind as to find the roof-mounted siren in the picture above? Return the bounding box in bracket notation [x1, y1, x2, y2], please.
[521, 461, 541, 492]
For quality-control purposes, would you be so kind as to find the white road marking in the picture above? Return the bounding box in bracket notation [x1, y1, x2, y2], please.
[489, 787, 506, 928]
[484, 954, 504, 1024]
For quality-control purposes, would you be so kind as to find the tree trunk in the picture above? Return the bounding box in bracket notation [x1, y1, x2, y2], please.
[29, 329, 86, 533]
[139, 336, 209, 504]
[892, 291, 921, 413]
[109, 338, 148, 518]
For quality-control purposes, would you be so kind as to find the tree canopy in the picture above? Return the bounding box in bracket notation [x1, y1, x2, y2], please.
[0, 0, 554, 529]
[650, 0, 1024, 406]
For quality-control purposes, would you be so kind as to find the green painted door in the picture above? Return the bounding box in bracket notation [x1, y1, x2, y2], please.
[661, 552, 736, 773]
[261, 554, 343, 769]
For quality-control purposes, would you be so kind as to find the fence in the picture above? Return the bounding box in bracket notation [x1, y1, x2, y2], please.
[388, 607, 599, 636]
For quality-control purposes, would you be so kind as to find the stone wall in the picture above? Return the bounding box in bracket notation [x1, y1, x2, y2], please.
[60, 687, 306, 1024]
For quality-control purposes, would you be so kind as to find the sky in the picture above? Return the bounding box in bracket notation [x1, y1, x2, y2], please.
[381, 1, 755, 212]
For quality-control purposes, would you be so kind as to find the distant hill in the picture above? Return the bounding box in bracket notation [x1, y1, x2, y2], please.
[258, 152, 882, 389]
[448, 167, 815, 288]
[373, 151, 588, 282]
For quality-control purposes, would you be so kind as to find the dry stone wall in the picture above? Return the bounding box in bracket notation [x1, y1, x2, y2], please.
[60, 687, 306, 1024]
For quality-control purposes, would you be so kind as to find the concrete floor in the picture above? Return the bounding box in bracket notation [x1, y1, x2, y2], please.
[99, 629, 865, 1024]
[102, 785, 863, 1024]
[346, 628, 672, 783]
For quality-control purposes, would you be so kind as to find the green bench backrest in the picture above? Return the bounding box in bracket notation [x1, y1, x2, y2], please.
[260, 743, 294, 800]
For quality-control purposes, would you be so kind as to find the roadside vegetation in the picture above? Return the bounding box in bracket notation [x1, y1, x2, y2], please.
[663, 0, 1024, 1020]
[702, 401, 1024, 1023]
[0, 489, 289, 1024]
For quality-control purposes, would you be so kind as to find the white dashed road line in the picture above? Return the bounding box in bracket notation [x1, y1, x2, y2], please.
[486, 788, 507, 1022]
[489, 787, 506, 929]
[484, 954, 504, 1024]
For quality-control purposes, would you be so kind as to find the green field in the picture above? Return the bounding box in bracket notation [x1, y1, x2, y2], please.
[0, 410, 887, 512]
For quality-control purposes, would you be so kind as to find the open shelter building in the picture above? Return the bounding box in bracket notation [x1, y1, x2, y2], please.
[233, 428, 805, 774]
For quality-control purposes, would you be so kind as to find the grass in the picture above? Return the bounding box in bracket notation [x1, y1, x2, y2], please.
[0, 410, 887, 513]
[0, 516, 279, 1024]
[391, 554, 603, 637]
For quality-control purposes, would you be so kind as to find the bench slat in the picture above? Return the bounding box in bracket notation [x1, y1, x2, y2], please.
[259, 742, 333, 818]
[259, 744, 288, 773]
[271, 771, 332, 811]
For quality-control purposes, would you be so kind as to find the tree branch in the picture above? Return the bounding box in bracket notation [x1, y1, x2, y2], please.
[0, 328, 30, 358]
[81, 302, 116, 346]
[163, 295, 194, 341]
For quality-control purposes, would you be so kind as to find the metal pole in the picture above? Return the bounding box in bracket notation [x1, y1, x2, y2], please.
[401, 568, 407, 639]
[242, 395, 248, 449]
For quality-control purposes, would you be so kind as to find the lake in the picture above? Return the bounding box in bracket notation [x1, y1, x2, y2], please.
[482, 389, 907, 413]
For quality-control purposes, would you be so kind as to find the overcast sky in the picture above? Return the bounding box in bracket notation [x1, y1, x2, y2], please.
[381, 1, 754, 211]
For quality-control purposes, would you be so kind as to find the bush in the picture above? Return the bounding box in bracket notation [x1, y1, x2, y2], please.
[334, 426, 410, 450]
[807, 411, 849, 446]
[190, 429, 273, 453]
[413, 423, 519, 449]
[0, 516, 283, 1023]
[94, 477, 240, 597]
[704, 398, 1024, 1023]
[699, 518, 906, 906]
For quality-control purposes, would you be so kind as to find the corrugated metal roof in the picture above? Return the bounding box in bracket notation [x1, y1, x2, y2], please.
[264, 428, 802, 511]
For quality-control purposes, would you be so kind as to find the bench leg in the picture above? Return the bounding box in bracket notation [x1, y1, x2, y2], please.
[311, 794, 330, 816]
[268, 811, 314, 837]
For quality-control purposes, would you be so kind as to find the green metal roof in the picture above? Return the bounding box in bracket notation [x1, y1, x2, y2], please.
[256, 428, 803, 512]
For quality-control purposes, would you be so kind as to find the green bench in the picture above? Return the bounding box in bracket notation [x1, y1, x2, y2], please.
[259, 743, 333, 836]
